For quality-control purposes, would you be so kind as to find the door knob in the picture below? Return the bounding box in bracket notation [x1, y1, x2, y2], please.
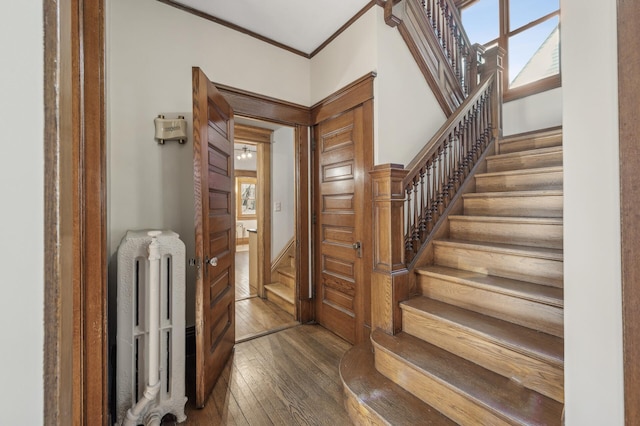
[208, 257, 218, 267]
[352, 242, 362, 258]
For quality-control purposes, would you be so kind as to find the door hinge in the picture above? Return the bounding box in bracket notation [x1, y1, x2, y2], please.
[312, 212, 317, 224]
[188, 258, 202, 269]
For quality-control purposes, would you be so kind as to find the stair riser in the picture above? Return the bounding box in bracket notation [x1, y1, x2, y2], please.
[463, 195, 563, 218]
[476, 171, 563, 192]
[486, 151, 563, 173]
[499, 135, 562, 154]
[374, 347, 512, 426]
[434, 244, 563, 288]
[278, 272, 295, 289]
[449, 220, 563, 249]
[266, 290, 295, 315]
[417, 275, 563, 337]
[402, 308, 564, 402]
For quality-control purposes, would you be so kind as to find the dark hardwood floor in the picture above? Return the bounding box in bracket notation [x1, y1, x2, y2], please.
[178, 325, 353, 425]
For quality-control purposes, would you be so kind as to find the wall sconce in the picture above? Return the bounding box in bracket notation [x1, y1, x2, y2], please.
[236, 146, 253, 160]
[154, 115, 187, 145]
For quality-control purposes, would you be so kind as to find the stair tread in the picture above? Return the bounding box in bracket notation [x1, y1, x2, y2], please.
[264, 282, 294, 304]
[401, 297, 563, 365]
[486, 145, 562, 161]
[277, 265, 296, 279]
[416, 265, 563, 308]
[372, 329, 563, 424]
[340, 341, 456, 425]
[500, 127, 562, 144]
[476, 165, 563, 178]
[449, 215, 563, 225]
[464, 189, 563, 199]
[434, 239, 563, 261]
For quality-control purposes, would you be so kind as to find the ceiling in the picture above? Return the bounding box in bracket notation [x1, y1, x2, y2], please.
[172, 0, 372, 55]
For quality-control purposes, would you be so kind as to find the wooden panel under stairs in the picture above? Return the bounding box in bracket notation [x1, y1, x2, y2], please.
[498, 128, 563, 154]
[433, 239, 564, 288]
[463, 190, 563, 218]
[449, 215, 563, 249]
[475, 166, 563, 193]
[486, 146, 563, 173]
[372, 329, 563, 425]
[401, 297, 564, 402]
[340, 340, 456, 426]
[416, 265, 563, 337]
[264, 282, 295, 316]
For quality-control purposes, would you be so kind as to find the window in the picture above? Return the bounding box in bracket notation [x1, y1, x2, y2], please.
[236, 177, 257, 220]
[461, 0, 560, 100]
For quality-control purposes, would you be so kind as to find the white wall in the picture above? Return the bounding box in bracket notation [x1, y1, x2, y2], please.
[271, 127, 296, 259]
[561, 0, 623, 423]
[0, 2, 44, 423]
[107, 0, 310, 325]
[503, 87, 563, 136]
[374, 7, 446, 166]
[310, 7, 378, 105]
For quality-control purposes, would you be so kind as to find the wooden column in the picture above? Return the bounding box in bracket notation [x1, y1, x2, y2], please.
[468, 43, 486, 93]
[370, 164, 410, 335]
[481, 46, 505, 143]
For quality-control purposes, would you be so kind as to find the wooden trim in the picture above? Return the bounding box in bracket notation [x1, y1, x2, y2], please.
[311, 72, 376, 124]
[295, 125, 313, 323]
[618, 0, 640, 423]
[44, 0, 74, 423]
[235, 123, 273, 144]
[310, 1, 378, 57]
[257, 142, 272, 297]
[216, 83, 311, 126]
[236, 237, 249, 246]
[504, 74, 561, 102]
[156, 0, 309, 58]
[45, 0, 107, 423]
[235, 169, 257, 178]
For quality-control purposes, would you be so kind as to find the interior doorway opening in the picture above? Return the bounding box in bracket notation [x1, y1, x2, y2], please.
[232, 118, 300, 343]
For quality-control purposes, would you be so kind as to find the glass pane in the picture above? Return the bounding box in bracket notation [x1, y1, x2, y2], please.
[509, 16, 559, 88]
[510, 0, 559, 31]
[461, 0, 499, 45]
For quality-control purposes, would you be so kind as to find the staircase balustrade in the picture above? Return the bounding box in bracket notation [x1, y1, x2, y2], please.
[386, 0, 479, 115]
[370, 46, 504, 335]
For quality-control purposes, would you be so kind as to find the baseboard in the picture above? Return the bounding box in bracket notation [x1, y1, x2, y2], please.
[236, 237, 249, 245]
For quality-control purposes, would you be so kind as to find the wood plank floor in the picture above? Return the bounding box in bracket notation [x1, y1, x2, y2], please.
[179, 325, 353, 425]
[235, 250, 256, 301]
[236, 297, 298, 342]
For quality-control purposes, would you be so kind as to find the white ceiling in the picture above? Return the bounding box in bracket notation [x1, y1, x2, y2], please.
[173, 0, 371, 55]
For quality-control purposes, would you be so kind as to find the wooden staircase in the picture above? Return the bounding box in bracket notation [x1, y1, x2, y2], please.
[341, 128, 564, 425]
[264, 253, 296, 316]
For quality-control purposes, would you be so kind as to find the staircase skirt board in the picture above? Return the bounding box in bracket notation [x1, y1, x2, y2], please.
[417, 267, 563, 337]
[401, 298, 564, 402]
[372, 330, 563, 426]
[433, 240, 563, 288]
[340, 342, 457, 425]
[449, 215, 563, 249]
[486, 146, 563, 173]
[475, 166, 563, 192]
[463, 191, 563, 218]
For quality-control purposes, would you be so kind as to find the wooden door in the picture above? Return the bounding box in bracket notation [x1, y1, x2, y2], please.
[314, 104, 372, 344]
[192, 67, 235, 407]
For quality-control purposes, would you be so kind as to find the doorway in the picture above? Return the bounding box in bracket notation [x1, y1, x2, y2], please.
[233, 119, 300, 343]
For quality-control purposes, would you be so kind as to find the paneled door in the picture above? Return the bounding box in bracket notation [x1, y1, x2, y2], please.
[192, 67, 235, 407]
[314, 103, 372, 344]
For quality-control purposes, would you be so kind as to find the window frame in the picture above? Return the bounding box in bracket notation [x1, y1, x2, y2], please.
[460, 0, 561, 101]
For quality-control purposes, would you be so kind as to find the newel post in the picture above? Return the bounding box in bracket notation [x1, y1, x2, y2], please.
[481, 46, 505, 141]
[468, 43, 486, 93]
[370, 164, 410, 335]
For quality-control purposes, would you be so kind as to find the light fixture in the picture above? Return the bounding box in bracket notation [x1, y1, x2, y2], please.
[236, 146, 253, 160]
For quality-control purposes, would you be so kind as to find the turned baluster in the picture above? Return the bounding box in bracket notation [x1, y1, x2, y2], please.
[441, 137, 450, 208]
[418, 168, 427, 240]
[405, 185, 414, 262]
[447, 133, 456, 198]
[412, 176, 420, 254]
[425, 162, 433, 232]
